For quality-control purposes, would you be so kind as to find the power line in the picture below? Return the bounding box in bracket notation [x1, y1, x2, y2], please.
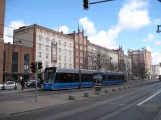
[1, 24, 84, 49]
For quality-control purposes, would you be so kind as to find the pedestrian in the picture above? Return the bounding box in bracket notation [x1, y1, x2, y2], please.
[39, 77, 43, 89]
[20, 79, 25, 90]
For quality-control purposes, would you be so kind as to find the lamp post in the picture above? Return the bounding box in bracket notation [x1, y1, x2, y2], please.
[11, 40, 22, 88]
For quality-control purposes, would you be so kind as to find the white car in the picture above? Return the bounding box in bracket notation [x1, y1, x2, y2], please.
[0, 81, 18, 90]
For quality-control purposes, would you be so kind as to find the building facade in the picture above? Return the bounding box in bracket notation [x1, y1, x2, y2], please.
[0, 0, 5, 83]
[124, 55, 132, 81]
[67, 28, 88, 69]
[151, 65, 160, 79]
[3, 42, 33, 81]
[128, 48, 152, 79]
[14, 24, 74, 70]
[88, 42, 118, 71]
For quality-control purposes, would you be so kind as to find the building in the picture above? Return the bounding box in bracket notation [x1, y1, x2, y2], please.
[112, 46, 124, 72]
[151, 65, 160, 79]
[3, 42, 33, 81]
[128, 48, 152, 79]
[67, 27, 88, 69]
[124, 55, 132, 81]
[14, 24, 74, 70]
[87, 42, 118, 71]
[0, 0, 6, 83]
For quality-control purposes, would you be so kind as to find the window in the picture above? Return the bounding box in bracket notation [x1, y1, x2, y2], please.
[64, 63, 67, 68]
[64, 41, 66, 47]
[46, 45, 49, 51]
[39, 52, 41, 58]
[84, 46, 86, 51]
[59, 63, 61, 67]
[70, 57, 72, 62]
[3, 51, 6, 71]
[76, 44, 78, 49]
[46, 53, 49, 59]
[59, 48, 61, 53]
[59, 55, 61, 61]
[69, 50, 72, 55]
[69, 43, 72, 47]
[59, 40, 61, 45]
[46, 61, 49, 67]
[39, 44, 42, 49]
[69, 64, 72, 68]
[39, 35, 42, 41]
[12, 52, 18, 72]
[24, 54, 30, 72]
[53, 39, 55, 43]
[64, 56, 66, 62]
[64, 49, 66, 55]
[46, 37, 49, 43]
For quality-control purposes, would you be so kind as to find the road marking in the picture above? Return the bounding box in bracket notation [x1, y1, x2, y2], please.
[137, 89, 161, 106]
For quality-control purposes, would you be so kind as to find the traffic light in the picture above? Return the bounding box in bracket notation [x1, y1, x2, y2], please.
[31, 62, 36, 73]
[83, 0, 89, 10]
[38, 62, 43, 70]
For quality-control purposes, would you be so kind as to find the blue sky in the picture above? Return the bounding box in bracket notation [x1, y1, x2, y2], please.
[4, 0, 161, 64]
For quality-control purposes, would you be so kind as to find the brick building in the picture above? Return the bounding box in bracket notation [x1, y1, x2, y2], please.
[67, 27, 88, 69]
[0, 0, 6, 83]
[128, 48, 152, 79]
[3, 42, 33, 81]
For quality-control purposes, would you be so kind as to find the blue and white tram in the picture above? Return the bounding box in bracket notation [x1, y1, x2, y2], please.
[43, 67, 125, 90]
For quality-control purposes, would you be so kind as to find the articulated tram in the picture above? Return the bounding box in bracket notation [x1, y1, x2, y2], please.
[43, 67, 125, 90]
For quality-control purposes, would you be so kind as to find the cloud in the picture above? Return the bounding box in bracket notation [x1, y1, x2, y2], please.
[118, 0, 151, 30]
[79, 17, 97, 36]
[4, 20, 26, 43]
[146, 46, 151, 51]
[154, 41, 161, 45]
[152, 52, 161, 64]
[58, 26, 69, 34]
[153, 19, 161, 26]
[143, 33, 155, 42]
[79, 0, 151, 49]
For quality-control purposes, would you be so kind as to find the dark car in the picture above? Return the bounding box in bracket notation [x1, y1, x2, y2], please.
[26, 79, 41, 88]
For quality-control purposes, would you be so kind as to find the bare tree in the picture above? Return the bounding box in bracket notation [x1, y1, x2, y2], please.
[88, 48, 117, 71]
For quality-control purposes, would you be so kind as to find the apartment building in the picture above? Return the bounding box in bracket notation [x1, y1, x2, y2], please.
[0, 0, 6, 83]
[87, 42, 118, 70]
[14, 24, 74, 70]
[124, 55, 132, 80]
[128, 48, 152, 79]
[67, 28, 88, 69]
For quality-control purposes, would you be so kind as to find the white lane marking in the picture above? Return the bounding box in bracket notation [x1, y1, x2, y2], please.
[137, 89, 161, 106]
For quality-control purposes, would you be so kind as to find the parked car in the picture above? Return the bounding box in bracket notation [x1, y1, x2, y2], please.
[0, 81, 18, 90]
[26, 79, 41, 88]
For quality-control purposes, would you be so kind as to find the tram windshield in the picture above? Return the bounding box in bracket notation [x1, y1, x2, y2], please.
[45, 67, 57, 84]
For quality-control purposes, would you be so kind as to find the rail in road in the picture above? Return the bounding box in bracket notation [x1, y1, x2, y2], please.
[1, 80, 161, 120]
[0, 79, 159, 102]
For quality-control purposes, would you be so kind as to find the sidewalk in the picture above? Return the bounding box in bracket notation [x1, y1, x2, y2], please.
[0, 88, 35, 94]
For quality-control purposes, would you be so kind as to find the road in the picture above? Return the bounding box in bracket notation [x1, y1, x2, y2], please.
[0, 79, 157, 102]
[1, 80, 161, 120]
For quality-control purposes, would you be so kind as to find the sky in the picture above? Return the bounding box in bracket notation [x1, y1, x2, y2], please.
[4, 0, 161, 65]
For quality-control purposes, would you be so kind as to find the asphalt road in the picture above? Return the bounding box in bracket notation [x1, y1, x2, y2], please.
[1, 80, 161, 120]
[0, 79, 158, 102]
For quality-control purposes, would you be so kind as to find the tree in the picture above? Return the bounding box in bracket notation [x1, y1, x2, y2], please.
[88, 47, 118, 71]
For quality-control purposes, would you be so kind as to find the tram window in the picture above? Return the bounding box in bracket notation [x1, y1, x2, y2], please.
[103, 74, 106, 80]
[72, 73, 79, 82]
[81, 74, 93, 82]
[108, 75, 117, 81]
[46, 72, 53, 83]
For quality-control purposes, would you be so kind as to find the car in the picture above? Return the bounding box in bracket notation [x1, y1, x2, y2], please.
[0, 81, 18, 90]
[26, 79, 41, 88]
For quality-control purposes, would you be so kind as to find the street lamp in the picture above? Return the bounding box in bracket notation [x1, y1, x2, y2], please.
[156, 25, 161, 33]
[11, 40, 22, 88]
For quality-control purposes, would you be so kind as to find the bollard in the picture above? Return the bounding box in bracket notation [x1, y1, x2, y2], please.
[95, 90, 100, 95]
[112, 89, 116, 92]
[84, 92, 89, 97]
[69, 95, 75, 100]
[118, 87, 122, 91]
[104, 90, 108, 93]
